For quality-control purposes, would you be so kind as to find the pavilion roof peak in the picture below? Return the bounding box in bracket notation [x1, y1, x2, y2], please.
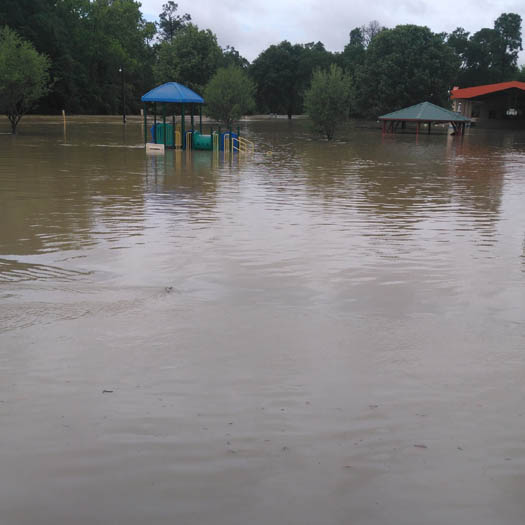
[378, 101, 470, 122]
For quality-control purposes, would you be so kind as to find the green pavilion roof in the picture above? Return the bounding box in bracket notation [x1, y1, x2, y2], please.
[378, 101, 470, 122]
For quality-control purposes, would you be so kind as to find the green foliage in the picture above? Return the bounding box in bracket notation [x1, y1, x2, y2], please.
[516, 65, 525, 82]
[0, 0, 155, 114]
[157, 1, 191, 43]
[204, 66, 255, 128]
[447, 13, 522, 86]
[342, 28, 366, 78]
[154, 24, 222, 93]
[222, 46, 249, 70]
[354, 25, 459, 117]
[0, 26, 50, 133]
[250, 41, 334, 118]
[0, 3, 521, 121]
[304, 64, 352, 140]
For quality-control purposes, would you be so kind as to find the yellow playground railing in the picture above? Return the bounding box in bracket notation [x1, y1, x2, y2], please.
[174, 130, 182, 149]
[223, 133, 230, 155]
[233, 136, 255, 154]
[210, 131, 255, 155]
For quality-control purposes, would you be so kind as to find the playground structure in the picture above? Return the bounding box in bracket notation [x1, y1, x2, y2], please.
[141, 82, 254, 155]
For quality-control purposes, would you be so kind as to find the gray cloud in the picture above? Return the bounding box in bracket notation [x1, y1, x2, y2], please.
[141, 0, 525, 62]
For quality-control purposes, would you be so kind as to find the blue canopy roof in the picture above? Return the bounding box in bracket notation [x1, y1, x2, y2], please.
[141, 82, 204, 104]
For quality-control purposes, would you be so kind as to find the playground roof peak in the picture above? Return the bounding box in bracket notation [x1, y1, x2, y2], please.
[378, 101, 470, 122]
[141, 82, 204, 104]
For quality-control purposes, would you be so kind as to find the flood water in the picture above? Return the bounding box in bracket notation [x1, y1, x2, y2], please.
[1, 116, 525, 525]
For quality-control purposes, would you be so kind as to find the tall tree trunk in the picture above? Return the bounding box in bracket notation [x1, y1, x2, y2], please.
[8, 113, 20, 134]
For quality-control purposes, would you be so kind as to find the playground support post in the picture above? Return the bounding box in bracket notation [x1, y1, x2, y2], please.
[199, 106, 202, 133]
[143, 104, 147, 143]
[172, 113, 175, 148]
[153, 103, 157, 143]
[191, 104, 194, 132]
[181, 104, 185, 149]
[163, 104, 167, 147]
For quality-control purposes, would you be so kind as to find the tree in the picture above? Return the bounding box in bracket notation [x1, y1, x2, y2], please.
[250, 41, 334, 118]
[342, 27, 366, 77]
[493, 13, 522, 80]
[222, 45, 249, 70]
[204, 66, 255, 128]
[0, 0, 156, 114]
[362, 20, 385, 47]
[0, 26, 50, 133]
[250, 41, 302, 118]
[354, 25, 459, 117]
[447, 13, 522, 86]
[304, 64, 352, 140]
[157, 1, 191, 43]
[154, 24, 222, 93]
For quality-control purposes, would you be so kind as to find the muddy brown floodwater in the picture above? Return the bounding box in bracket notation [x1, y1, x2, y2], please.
[1, 116, 525, 525]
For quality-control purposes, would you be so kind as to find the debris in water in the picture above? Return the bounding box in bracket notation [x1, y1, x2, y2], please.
[414, 444, 428, 449]
[102, 390, 114, 394]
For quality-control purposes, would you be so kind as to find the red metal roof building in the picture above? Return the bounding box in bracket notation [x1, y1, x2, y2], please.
[450, 81, 525, 126]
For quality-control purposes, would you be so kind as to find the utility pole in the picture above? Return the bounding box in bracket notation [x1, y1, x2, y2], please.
[119, 67, 126, 124]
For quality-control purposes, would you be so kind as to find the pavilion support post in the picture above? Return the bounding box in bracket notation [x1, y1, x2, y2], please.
[428, 121, 431, 135]
[181, 104, 185, 150]
[416, 122, 419, 137]
[199, 105, 202, 133]
[143, 104, 147, 143]
[153, 103, 157, 143]
[191, 104, 194, 132]
[382, 121, 385, 134]
[163, 104, 167, 147]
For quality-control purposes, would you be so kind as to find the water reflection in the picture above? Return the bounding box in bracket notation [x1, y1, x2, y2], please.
[2, 117, 525, 525]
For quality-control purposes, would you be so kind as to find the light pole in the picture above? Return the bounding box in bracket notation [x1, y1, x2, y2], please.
[119, 67, 126, 124]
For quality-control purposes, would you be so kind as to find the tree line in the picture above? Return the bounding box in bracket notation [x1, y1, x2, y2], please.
[0, 1, 523, 127]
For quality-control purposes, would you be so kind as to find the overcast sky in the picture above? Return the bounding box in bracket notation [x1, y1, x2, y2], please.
[140, 0, 525, 63]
